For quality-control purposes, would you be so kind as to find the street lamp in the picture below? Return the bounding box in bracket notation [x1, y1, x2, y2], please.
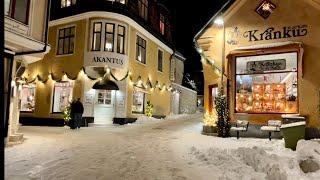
[214, 17, 225, 94]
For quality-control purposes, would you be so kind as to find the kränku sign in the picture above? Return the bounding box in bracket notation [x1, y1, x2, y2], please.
[243, 25, 308, 42]
[246, 59, 286, 73]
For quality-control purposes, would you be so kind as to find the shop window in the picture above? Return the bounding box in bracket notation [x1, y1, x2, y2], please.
[92, 22, 102, 51]
[105, 23, 115, 52]
[5, 0, 30, 24]
[52, 82, 74, 113]
[20, 84, 36, 112]
[209, 84, 218, 111]
[97, 90, 112, 105]
[106, 0, 126, 4]
[235, 52, 298, 114]
[61, 0, 76, 8]
[57, 26, 75, 55]
[159, 14, 165, 35]
[136, 35, 146, 64]
[117, 25, 125, 54]
[138, 0, 148, 21]
[158, 49, 163, 72]
[132, 91, 145, 114]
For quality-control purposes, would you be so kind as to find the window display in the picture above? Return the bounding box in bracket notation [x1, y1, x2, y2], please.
[97, 90, 112, 105]
[20, 84, 36, 112]
[52, 82, 74, 113]
[132, 91, 145, 113]
[235, 52, 298, 113]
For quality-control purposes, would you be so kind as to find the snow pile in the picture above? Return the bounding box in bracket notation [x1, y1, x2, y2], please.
[165, 113, 202, 121]
[296, 139, 320, 175]
[134, 115, 162, 124]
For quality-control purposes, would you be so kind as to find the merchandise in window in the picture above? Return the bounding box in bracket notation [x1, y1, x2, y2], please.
[92, 22, 102, 51]
[5, 0, 30, 24]
[235, 52, 298, 113]
[159, 14, 165, 35]
[105, 23, 115, 52]
[138, 0, 148, 20]
[117, 25, 125, 54]
[52, 82, 74, 113]
[57, 26, 75, 55]
[158, 50, 163, 72]
[61, 0, 76, 8]
[136, 35, 146, 64]
[20, 84, 36, 112]
[132, 91, 145, 113]
[97, 90, 112, 105]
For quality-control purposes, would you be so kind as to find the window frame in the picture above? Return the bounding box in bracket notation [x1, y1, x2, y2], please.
[57, 26, 76, 55]
[117, 25, 126, 54]
[91, 22, 102, 51]
[136, 35, 147, 64]
[52, 81, 74, 113]
[159, 13, 165, 35]
[157, 49, 163, 72]
[20, 84, 36, 113]
[138, 0, 148, 20]
[234, 51, 299, 114]
[104, 23, 115, 52]
[5, 0, 30, 25]
[132, 90, 146, 114]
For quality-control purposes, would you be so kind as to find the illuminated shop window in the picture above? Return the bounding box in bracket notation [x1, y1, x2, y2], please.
[235, 52, 298, 114]
[132, 91, 145, 114]
[158, 49, 163, 72]
[61, 0, 76, 8]
[20, 84, 36, 112]
[138, 0, 148, 20]
[52, 82, 74, 113]
[97, 90, 112, 105]
[117, 25, 126, 54]
[159, 13, 165, 35]
[5, 0, 30, 24]
[105, 23, 115, 52]
[57, 26, 75, 55]
[136, 35, 146, 64]
[92, 22, 102, 51]
[106, 0, 126, 4]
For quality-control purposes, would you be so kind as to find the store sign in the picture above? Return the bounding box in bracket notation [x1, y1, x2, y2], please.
[84, 51, 128, 69]
[246, 59, 286, 73]
[243, 25, 308, 42]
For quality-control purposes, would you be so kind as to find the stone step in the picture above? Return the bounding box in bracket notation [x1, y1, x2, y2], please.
[8, 133, 24, 142]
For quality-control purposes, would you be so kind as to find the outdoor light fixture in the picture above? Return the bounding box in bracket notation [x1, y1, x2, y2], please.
[255, 0, 276, 19]
[197, 48, 203, 54]
[214, 17, 224, 26]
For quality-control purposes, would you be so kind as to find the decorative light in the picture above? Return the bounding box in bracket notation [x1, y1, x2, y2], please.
[106, 67, 111, 74]
[214, 17, 224, 26]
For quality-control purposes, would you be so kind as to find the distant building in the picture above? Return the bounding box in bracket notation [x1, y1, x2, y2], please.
[4, 0, 51, 143]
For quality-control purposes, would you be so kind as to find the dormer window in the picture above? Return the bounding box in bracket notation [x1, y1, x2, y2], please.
[61, 0, 76, 8]
[138, 0, 148, 21]
[159, 14, 165, 35]
[5, 0, 30, 25]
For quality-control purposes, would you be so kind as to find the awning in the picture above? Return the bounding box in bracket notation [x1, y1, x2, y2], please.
[92, 78, 119, 90]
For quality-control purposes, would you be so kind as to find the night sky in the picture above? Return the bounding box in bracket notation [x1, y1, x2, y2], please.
[161, 0, 228, 95]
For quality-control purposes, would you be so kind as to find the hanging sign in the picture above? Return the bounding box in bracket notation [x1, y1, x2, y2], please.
[84, 51, 128, 69]
[246, 59, 286, 73]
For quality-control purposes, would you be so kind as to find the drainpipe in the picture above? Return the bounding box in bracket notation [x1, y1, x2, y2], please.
[15, 0, 51, 56]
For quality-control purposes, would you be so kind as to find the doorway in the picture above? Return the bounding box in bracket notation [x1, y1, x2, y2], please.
[93, 90, 115, 124]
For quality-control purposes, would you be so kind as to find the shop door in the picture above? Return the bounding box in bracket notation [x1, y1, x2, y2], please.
[94, 90, 115, 124]
[172, 93, 180, 114]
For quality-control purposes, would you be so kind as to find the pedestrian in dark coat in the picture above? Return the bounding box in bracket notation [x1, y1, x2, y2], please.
[71, 98, 84, 129]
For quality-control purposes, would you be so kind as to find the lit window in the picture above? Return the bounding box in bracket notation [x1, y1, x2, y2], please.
[136, 35, 146, 64]
[61, 0, 76, 8]
[57, 26, 75, 55]
[52, 82, 74, 113]
[106, 0, 126, 4]
[132, 91, 145, 113]
[105, 23, 115, 52]
[138, 0, 148, 20]
[20, 84, 36, 112]
[5, 0, 30, 24]
[158, 49, 163, 72]
[235, 52, 298, 113]
[92, 22, 102, 51]
[97, 90, 112, 105]
[159, 14, 165, 35]
[117, 25, 125, 54]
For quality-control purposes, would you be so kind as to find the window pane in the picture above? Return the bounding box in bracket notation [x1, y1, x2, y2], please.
[158, 50, 163, 71]
[117, 36, 124, 54]
[13, 0, 29, 24]
[70, 27, 75, 35]
[69, 37, 74, 53]
[94, 23, 101, 32]
[105, 34, 113, 52]
[106, 23, 114, 33]
[93, 33, 101, 51]
[118, 26, 124, 35]
[20, 84, 36, 112]
[63, 38, 70, 54]
[58, 39, 64, 54]
[5, 0, 11, 15]
[132, 91, 145, 113]
[53, 82, 73, 113]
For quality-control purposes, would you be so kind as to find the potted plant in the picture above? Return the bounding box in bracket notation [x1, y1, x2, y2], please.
[202, 111, 218, 135]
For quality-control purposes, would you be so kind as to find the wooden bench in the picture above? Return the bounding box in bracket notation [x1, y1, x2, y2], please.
[261, 120, 281, 141]
[231, 120, 249, 139]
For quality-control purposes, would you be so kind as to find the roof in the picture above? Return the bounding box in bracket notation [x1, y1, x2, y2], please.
[173, 51, 186, 61]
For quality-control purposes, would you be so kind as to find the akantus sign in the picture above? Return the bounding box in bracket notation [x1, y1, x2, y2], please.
[84, 51, 128, 69]
[243, 25, 308, 42]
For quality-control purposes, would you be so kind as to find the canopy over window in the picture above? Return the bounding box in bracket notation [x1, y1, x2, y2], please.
[92, 78, 119, 90]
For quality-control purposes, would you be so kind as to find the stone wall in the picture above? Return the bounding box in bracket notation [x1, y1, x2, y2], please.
[172, 83, 197, 114]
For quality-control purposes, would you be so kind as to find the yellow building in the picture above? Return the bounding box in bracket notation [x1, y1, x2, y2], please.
[19, 0, 188, 125]
[195, 0, 320, 136]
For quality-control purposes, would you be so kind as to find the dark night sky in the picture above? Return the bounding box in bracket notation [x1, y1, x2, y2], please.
[161, 0, 228, 95]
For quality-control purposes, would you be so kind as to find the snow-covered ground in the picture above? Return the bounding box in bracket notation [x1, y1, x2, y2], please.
[5, 113, 320, 180]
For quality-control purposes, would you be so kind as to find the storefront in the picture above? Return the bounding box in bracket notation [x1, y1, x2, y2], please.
[195, 0, 320, 132]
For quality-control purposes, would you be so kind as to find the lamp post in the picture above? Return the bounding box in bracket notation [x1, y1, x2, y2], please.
[214, 17, 225, 94]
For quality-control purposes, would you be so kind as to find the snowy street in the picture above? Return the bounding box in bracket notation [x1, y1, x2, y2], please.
[5, 113, 320, 180]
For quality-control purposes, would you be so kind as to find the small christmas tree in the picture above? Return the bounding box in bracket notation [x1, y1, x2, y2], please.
[214, 89, 230, 137]
[145, 100, 153, 117]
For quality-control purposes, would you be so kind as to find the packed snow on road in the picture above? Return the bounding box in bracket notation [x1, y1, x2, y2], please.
[5, 113, 320, 180]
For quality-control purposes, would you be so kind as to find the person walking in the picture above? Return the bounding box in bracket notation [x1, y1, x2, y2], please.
[72, 98, 84, 129]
